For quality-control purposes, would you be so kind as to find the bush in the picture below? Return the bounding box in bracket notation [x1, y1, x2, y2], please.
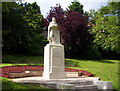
[82, 45, 102, 60]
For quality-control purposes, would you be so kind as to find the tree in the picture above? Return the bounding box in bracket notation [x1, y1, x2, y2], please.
[46, 4, 65, 26]
[2, 2, 25, 52]
[2, 2, 46, 55]
[43, 4, 65, 36]
[87, 9, 98, 24]
[66, 0, 84, 14]
[61, 11, 91, 58]
[44, 4, 91, 58]
[91, 2, 120, 58]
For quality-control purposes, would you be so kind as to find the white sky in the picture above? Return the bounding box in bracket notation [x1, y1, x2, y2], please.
[22, 0, 108, 17]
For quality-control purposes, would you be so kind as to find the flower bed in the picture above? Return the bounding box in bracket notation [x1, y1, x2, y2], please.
[1, 65, 93, 78]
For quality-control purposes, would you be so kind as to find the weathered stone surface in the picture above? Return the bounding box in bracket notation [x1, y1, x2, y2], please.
[66, 72, 79, 77]
[76, 85, 98, 90]
[48, 17, 60, 44]
[8, 73, 27, 78]
[12, 76, 112, 90]
[57, 83, 76, 90]
[40, 82, 57, 89]
[7, 71, 43, 78]
[8, 71, 83, 79]
[43, 44, 66, 79]
[70, 81, 93, 86]
[93, 81, 113, 90]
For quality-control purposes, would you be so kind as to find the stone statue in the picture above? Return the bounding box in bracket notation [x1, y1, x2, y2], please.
[43, 17, 66, 79]
[48, 17, 60, 44]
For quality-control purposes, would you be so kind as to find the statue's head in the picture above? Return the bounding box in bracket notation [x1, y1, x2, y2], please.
[49, 17, 58, 28]
[52, 17, 56, 23]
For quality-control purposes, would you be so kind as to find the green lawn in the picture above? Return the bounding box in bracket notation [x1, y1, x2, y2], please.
[65, 59, 119, 91]
[1, 54, 119, 91]
[1, 77, 52, 90]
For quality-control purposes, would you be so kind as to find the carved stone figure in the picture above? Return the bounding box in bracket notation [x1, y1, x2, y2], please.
[43, 17, 66, 79]
[48, 17, 60, 44]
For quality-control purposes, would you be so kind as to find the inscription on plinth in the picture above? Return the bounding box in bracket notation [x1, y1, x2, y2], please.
[52, 47, 64, 66]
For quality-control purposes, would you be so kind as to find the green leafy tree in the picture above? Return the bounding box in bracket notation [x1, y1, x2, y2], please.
[2, 2, 45, 55]
[87, 9, 98, 24]
[67, 0, 84, 14]
[91, 2, 120, 57]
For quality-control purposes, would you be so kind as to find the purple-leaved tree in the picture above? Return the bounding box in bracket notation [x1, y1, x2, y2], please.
[44, 4, 92, 58]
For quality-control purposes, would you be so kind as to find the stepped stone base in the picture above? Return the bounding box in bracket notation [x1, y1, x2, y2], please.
[12, 76, 113, 90]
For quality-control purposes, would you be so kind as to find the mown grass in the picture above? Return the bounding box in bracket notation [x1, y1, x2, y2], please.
[1, 54, 119, 91]
[1, 77, 52, 91]
[65, 59, 119, 91]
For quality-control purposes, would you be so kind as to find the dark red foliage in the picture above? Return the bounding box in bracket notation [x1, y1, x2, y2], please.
[46, 4, 65, 25]
[61, 11, 91, 58]
[61, 11, 89, 45]
[0, 65, 93, 78]
[43, 4, 65, 31]
[44, 4, 92, 58]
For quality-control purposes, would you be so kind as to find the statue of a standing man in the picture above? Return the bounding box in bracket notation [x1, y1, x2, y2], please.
[48, 17, 60, 45]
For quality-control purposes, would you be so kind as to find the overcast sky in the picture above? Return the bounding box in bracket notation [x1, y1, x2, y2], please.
[22, 0, 108, 17]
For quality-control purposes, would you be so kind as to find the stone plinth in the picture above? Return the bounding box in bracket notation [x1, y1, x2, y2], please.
[43, 44, 66, 79]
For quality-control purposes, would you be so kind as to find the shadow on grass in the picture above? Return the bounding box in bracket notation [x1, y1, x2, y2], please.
[88, 59, 115, 63]
[2, 54, 44, 64]
[65, 59, 116, 64]
[2, 54, 117, 64]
